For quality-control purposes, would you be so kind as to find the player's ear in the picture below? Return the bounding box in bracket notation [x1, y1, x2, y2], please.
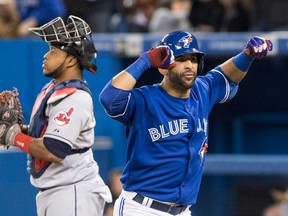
[67, 55, 78, 66]
[158, 68, 169, 76]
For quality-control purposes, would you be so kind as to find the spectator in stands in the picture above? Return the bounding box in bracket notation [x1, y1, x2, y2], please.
[171, 0, 193, 30]
[109, 0, 136, 32]
[188, 0, 224, 32]
[16, 0, 66, 37]
[250, 0, 288, 31]
[104, 168, 123, 216]
[148, 0, 192, 33]
[263, 189, 288, 216]
[189, 0, 250, 32]
[130, 0, 158, 32]
[63, 0, 114, 33]
[110, 0, 192, 33]
[109, 0, 158, 33]
[148, 0, 177, 33]
[0, 0, 19, 37]
[218, 0, 250, 32]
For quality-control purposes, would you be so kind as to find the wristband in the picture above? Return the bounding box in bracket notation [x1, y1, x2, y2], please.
[125, 56, 151, 80]
[14, 133, 33, 154]
[232, 51, 254, 72]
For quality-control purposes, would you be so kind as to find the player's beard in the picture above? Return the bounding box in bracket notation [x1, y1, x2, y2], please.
[44, 58, 66, 79]
[168, 70, 196, 91]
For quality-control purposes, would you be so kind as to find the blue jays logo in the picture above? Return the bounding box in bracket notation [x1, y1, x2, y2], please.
[179, 36, 193, 48]
[199, 139, 208, 166]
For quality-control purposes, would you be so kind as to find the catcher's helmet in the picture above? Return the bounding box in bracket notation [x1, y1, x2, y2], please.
[158, 31, 205, 74]
[29, 15, 97, 74]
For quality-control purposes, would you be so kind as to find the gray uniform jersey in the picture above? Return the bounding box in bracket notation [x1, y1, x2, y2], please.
[30, 89, 111, 202]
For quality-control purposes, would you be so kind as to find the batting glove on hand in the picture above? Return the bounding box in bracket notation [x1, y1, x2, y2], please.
[244, 36, 273, 59]
[141, 45, 176, 69]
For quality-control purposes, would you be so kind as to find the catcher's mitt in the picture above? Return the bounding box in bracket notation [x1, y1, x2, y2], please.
[0, 88, 23, 145]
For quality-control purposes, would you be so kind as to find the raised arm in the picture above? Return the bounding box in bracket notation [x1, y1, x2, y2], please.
[220, 36, 273, 82]
[111, 46, 176, 90]
[99, 46, 175, 116]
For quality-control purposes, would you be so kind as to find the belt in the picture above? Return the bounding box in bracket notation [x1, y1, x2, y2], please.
[39, 188, 47, 192]
[132, 194, 187, 215]
[39, 186, 56, 192]
[39, 187, 51, 192]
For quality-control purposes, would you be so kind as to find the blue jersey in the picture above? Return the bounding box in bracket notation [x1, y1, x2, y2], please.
[100, 68, 237, 205]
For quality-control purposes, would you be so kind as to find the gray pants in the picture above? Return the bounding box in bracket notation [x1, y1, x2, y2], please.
[36, 183, 105, 216]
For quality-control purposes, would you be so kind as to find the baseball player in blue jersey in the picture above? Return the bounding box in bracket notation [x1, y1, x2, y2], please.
[99, 31, 273, 216]
[1, 16, 112, 215]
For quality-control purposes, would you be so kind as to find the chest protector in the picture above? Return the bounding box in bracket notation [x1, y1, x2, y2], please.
[27, 79, 92, 178]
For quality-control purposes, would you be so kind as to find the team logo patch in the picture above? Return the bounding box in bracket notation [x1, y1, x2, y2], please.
[199, 140, 208, 166]
[179, 36, 193, 48]
[53, 107, 74, 126]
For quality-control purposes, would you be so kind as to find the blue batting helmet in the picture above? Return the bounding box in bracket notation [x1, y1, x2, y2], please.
[158, 31, 205, 74]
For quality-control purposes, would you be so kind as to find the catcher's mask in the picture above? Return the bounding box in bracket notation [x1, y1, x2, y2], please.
[158, 31, 205, 74]
[29, 15, 97, 74]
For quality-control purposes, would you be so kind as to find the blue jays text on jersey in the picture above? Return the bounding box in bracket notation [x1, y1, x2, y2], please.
[148, 117, 208, 142]
[99, 67, 238, 205]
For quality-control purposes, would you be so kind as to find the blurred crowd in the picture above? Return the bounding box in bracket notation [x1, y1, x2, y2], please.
[1, 0, 288, 38]
[263, 188, 288, 216]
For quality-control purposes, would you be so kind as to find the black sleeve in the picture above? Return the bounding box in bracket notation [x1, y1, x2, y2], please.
[43, 137, 72, 159]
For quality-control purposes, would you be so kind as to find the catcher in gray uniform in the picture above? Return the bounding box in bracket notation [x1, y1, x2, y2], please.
[1, 15, 112, 215]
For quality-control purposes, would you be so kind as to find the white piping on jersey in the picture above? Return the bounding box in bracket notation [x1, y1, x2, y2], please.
[105, 92, 132, 118]
[47, 93, 71, 104]
[211, 69, 230, 103]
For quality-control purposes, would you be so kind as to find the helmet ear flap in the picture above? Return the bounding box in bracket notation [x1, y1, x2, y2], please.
[197, 54, 205, 75]
[69, 37, 97, 73]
